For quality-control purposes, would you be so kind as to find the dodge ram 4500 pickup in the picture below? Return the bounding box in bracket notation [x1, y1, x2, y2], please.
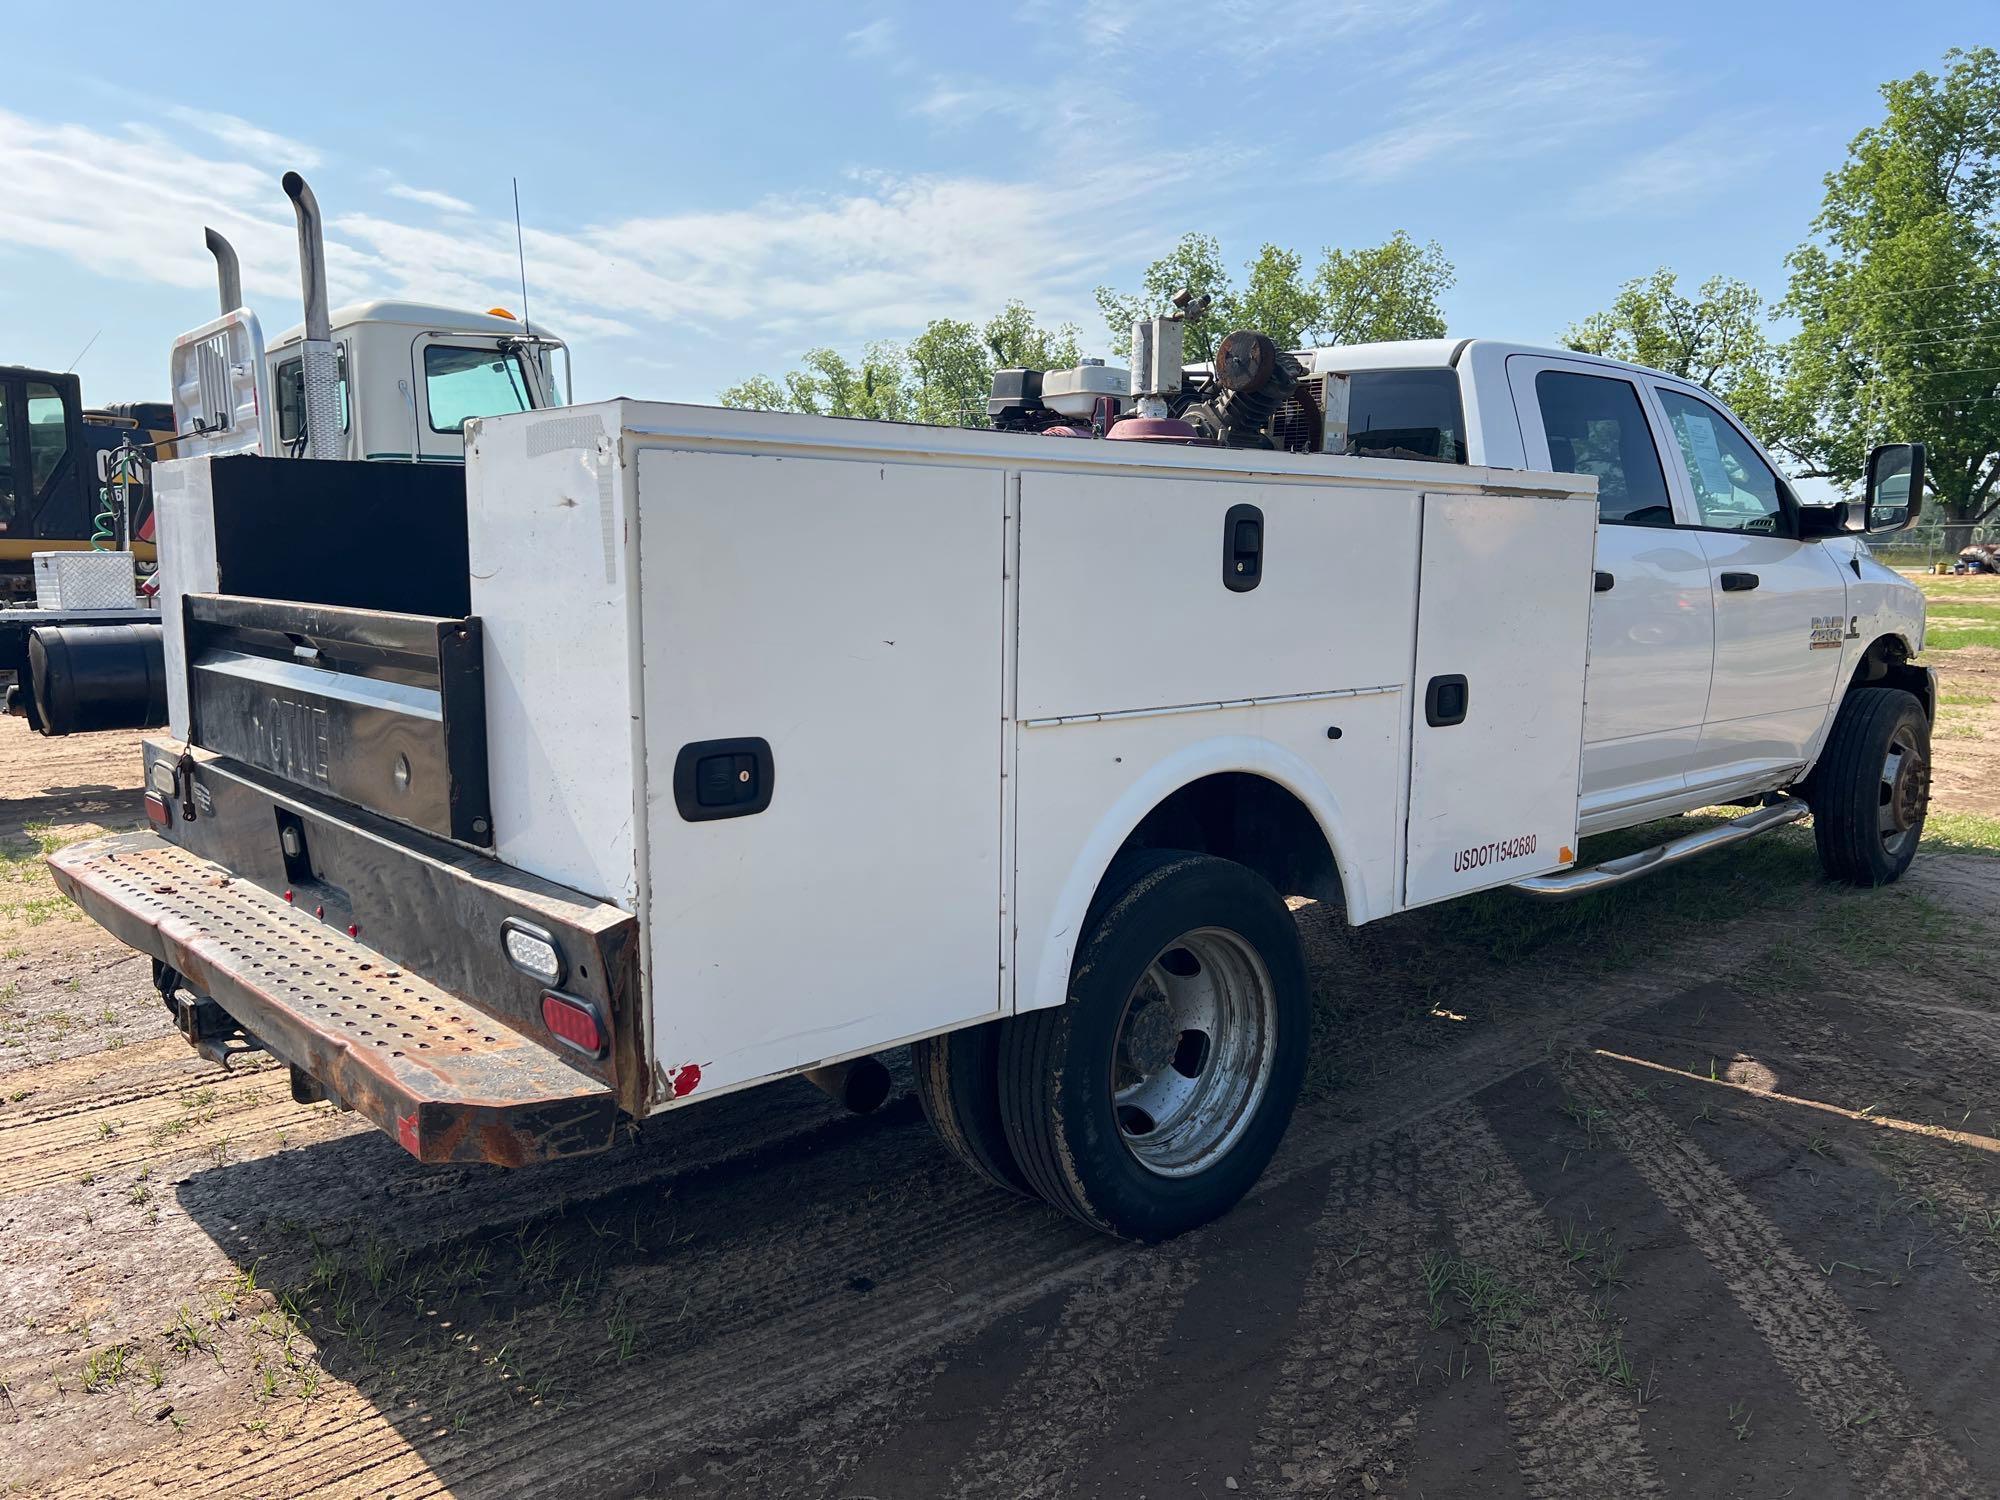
[47, 287, 1930, 1242]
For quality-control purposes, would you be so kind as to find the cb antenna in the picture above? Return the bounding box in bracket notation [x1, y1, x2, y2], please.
[512, 177, 532, 336]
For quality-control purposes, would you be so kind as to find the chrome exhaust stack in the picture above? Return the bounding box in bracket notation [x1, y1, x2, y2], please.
[281, 171, 340, 460]
[204, 227, 242, 315]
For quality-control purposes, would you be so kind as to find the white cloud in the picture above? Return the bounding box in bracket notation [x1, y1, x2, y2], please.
[162, 105, 322, 168]
[384, 181, 477, 215]
[1341, 39, 1666, 185]
[0, 102, 1188, 375]
[1570, 123, 1777, 218]
[844, 18, 897, 59]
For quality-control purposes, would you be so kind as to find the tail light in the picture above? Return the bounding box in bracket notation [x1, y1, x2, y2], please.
[540, 992, 605, 1058]
[143, 790, 172, 828]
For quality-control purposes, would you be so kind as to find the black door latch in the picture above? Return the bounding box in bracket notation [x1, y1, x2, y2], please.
[1425, 674, 1470, 727]
[1719, 572, 1760, 592]
[1223, 503, 1263, 592]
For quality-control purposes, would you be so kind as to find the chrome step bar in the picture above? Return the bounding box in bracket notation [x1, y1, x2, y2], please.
[1511, 799, 1810, 901]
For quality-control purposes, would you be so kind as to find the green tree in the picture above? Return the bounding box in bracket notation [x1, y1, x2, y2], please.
[906, 318, 991, 426]
[1093, 232, 1238, 362]
[1312, 231, 1453, 346]
[1563, 269, 1776, 399]
[718, 343, 910, 420]
[1095, 231, 1453, 359]
[1236, 245, 1320, 348]
[1776, 47, 2000, 549]
[719, 303, 1080, 427]
[983, 299, 1081, 371]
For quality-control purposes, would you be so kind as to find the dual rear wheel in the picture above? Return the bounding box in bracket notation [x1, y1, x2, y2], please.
[912, 850, 1308, 1241]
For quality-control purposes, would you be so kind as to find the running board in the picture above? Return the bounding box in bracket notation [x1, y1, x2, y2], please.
[1511, 800, 1810, 900]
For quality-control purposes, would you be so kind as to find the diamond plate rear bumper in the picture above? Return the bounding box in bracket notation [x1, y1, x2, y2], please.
[50, 831, 618, 1166]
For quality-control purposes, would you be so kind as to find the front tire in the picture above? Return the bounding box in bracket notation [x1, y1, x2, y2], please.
[999, 850, 1309, 1241]
[1807, 685, 1930, 886]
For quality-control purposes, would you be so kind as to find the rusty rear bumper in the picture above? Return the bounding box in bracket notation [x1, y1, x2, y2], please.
[50, 831, 619, 1167]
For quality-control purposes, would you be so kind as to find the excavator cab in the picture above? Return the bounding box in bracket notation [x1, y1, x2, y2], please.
[0, 367, 92, 599]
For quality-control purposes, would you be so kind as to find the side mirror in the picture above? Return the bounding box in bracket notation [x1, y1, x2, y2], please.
[1862, 442, 1924, 533]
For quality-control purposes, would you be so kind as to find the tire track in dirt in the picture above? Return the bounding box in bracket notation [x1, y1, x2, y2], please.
[37, 914, 1801, 1498]
[939, 1249, 1198, 1499]
[1739, 985, 2000, 1293]
[0, 1052, 313, 1194]
[1570, 1056, 1981, 1497]
[1421, 1103, 1663, 1500]
[1248, 1136, 1427, 1496]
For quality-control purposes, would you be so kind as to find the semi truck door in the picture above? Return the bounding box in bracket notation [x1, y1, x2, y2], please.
[1506, 354, 1714, 829]
[1646, 382, 1848, 786]
[411, 335, 535, 461]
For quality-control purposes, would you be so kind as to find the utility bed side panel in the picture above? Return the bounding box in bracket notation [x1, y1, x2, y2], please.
[1012, 474, 1421, 1012]
[1401, 490, 1596, 906]
[467, 409, 640, 908]
[636, 448, 1007, 1105]
[1015, 472, 1419, 722]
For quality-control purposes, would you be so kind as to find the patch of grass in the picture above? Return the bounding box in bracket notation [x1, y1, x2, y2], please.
[81, 1343, 130, 1392]
[1926, 624, 2000, 651]
[1922, 810, 2000, 857]
[1727, 1399, 1752, 1441]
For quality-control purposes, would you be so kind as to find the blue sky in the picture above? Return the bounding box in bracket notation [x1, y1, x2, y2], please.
[1, 1, 1991, 421]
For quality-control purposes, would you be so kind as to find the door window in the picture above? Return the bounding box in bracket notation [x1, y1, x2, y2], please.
[1533, 370, 1675, 526]
[26, 383, 69, 499]
[423, 345, 533, 434]
[273, 348, 351, 448]
[1654, 388, 1785, 534]
[0, 385, 15, 529]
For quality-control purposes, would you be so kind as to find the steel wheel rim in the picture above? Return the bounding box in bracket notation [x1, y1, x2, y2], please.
[1879, 724, 1929, 858]
[1110, 926, 1278, 1179]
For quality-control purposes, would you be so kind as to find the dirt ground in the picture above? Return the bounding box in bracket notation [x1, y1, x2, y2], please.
[3, 648, 2000, 1498]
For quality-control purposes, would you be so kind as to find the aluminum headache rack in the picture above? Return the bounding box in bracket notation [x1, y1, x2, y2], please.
[49, 832, 618, 1165]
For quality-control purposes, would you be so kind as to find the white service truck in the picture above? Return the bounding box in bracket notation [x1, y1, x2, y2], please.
[48, 312, 1930, 1242]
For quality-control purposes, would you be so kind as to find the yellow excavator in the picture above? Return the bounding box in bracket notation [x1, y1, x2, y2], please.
[0, 365, 172, 601]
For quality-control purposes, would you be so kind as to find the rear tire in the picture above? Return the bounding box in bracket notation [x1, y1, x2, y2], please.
[1807, 685, 1930, 886]
[911, 1023, 1031, 1196]
[999, 850, 1309, 1241]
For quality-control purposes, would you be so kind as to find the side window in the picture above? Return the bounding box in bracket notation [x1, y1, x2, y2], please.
[1533, 370, 1675, 526]
[275, 358, 304, 445]
[1654, 388, 1784, 534]
[423, 345, 533, 434]
[26, 383, 69, 499]
[274, 348, 351, 449]
[1341, 370, 1467, 463]
[0, 385, 15, 528]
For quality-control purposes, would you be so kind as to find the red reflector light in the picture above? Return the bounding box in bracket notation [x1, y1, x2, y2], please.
[143, 791, 171, 827]
[541, 992, 604, 1057]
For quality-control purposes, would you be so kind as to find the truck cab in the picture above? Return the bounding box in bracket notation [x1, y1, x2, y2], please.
[265, 301, 568, 463]
[1304, 340, 1931, 838]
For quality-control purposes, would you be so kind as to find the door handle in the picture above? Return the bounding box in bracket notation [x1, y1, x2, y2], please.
[1719, 572, 1760, 592]
[1223, 503, 1263, 592]
[1424, 674, 1469, 727]
[1594, 571, 1615, 593]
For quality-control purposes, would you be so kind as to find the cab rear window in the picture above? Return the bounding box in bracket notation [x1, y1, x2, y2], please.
[1337, 370, 1467, 464]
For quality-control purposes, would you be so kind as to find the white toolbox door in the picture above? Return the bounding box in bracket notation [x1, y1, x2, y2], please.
[1403, 490, 1595, 907]
[638, 449, 1006, 1099]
